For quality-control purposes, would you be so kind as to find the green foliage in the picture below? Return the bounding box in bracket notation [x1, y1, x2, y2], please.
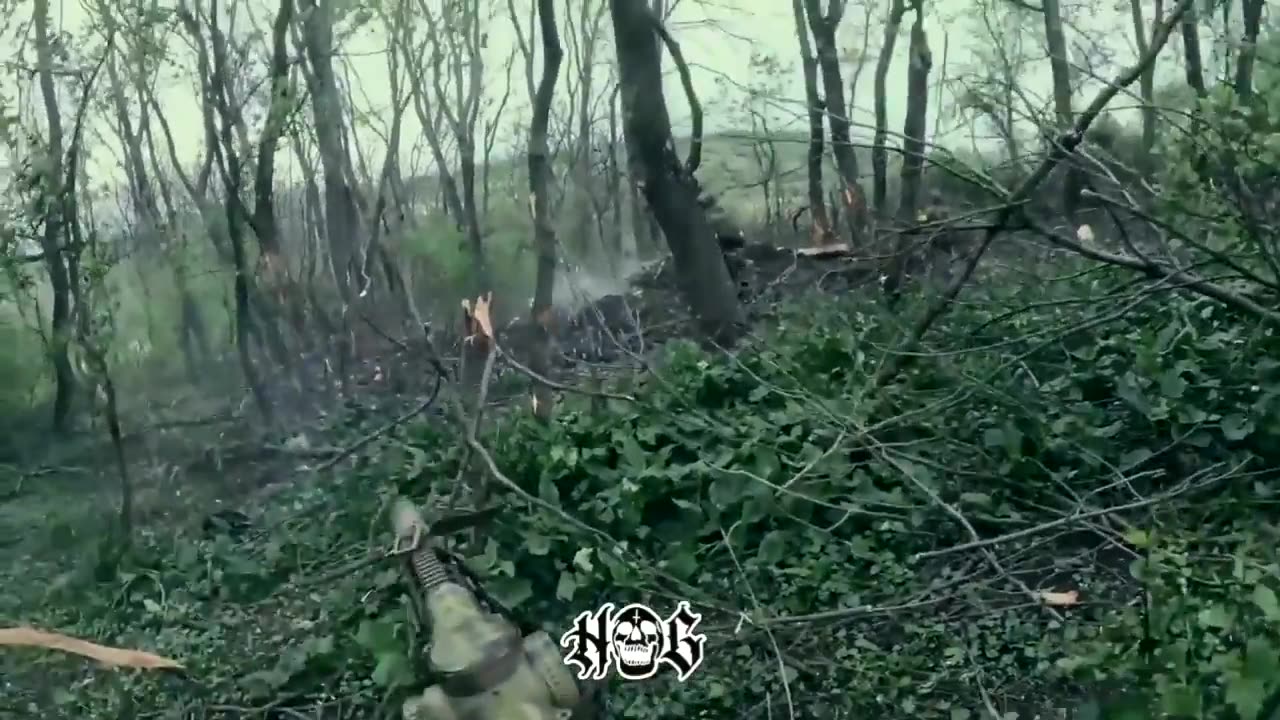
[1062, 533, 1280, 719]
[9, 265, 1276, 716]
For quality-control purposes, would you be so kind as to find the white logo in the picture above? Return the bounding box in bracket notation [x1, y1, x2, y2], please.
[558, 601, 706, 682]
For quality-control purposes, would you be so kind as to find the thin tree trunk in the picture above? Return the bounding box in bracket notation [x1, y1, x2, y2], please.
[1233, 0, 1263, 101]
[792, 0, 832, 246]
[871, 0, 908, 218]
[1042, 0, 1082, 219]
[528, 0, 565, 419]
[885, 4, 932, 304]
[1128, 0, 1161, 174]
[609, 0, 743, 342]
[1181, 0, 1207, 97]
[33, 0, 77, 434]
[804, 0, 868, 245]
[896, 8, 931, 226]
[299, 0, 362, 303]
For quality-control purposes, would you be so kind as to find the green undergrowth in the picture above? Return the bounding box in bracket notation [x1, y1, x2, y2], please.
[5, 266, 1280, 719]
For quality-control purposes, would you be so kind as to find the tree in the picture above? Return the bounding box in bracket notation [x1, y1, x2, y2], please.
[418, 0, 491, 297]
[1127, 0, 1162, 173]
[1233, 0, 1264, 100]
[804, 0, 870, 245]
[607, 0, 743, 343]
[298, 0, 363, 304]
[1041, 0, 1083, 219]
[896, 1, 932, 227]
[884, 0, 932, 303]
[528, 0, 565, 419]
[792, 0, 833, 245]
[31, 0, 78, 433]
[870, 0, 907, 218]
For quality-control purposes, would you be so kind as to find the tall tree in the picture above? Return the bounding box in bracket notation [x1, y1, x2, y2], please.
[418, 0, 490, 297]
[1128, 0, 1162, 173]
[608, 0, 743, 342]
[792, 0, 832, 246]
[804, 0, 869, 245]
[870, 0, 908, 218]
[884, 0, 932, 303]
[1233, 0, 1264, 101]
[896, 1, 932, 227]
[32, 0, 78, 433]
[1041, 0, 1082, 219]
[298, 0, 363, 303]
[528, 0, 565, 419]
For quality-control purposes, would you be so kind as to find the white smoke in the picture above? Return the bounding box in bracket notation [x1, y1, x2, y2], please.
[551, 254, 658, 311]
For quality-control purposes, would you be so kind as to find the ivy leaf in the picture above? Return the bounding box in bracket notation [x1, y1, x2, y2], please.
[537, 476, 561, 506]
[402, 445, 428, 479]
[665, 548, 697, 579]
[1114, 373, 1151, 416]
[526, 532, 551, 556]
[355, 619, 398, 654]
[1159, 371, 1187, 399]
[1122, 529, 1150, 549]
[1252, 584, 1280, 621]
[556, 571, 578, 601]
[709, 476, 742, 510]
[1198, 604, 1233, 629]
[617, 434, 646, 470]
[981, 428, 1004, 448]
[757, 530, 788, 564]
[1222, 413, 1254, 441]
[1226, 673, 1266, 719]
[1159, 685, 1201, 718]
[371, 651, 412, 688]
[1246, 637, 1280, 679]
[489, 576, 532, 608]
[572, 548, 594, 573]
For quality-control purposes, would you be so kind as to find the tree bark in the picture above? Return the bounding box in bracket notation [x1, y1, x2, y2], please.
[871, 0, 907, 218]
[32, 0, 77, 434]
[419, 0, 489, 297]
[529, 0, 565, 420]
[884, 3, 931, 304]
[1127, 0, 1159, 173]
[804, 0, 868, 245]
[570, 0, 608, 264]
[201, 0, 276, 422]
[792, 0, 832, 246]
[896, 6, 931, 226]
[609, 0, 743, 343]
[396, 4, 468, 233]
[299, 0, 363, 303]
[1233, 0, 1263, 101]
[1042, 0, 1082, 219]
[1180, 1, 1207, 97]
[606, 83, 626, 263]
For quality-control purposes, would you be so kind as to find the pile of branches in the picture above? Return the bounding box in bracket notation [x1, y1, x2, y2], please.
[498, 238, 880, 371]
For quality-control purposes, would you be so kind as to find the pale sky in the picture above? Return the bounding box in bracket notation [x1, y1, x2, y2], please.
[5, 0, 1234, 189]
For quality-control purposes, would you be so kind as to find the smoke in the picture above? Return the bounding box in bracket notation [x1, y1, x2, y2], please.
[551, 254, 656, 311]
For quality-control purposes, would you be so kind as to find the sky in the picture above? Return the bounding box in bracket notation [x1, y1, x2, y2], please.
[3, 0, 1232, 187]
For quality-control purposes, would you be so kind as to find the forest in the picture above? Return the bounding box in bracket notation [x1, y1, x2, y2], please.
[1, 0, 1279, 717]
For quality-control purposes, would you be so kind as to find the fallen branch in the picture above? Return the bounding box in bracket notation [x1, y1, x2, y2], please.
[497, 345, 636, 403]
[0, 627, 183, 670]
[914, 461, 1240, 560]
[311, 368, 444, 474]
